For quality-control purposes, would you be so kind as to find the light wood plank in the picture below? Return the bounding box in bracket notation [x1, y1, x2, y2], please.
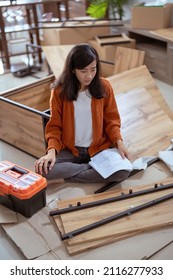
[113, 46, 145, 74]
[56, 215, 138, 256]
[7, 81, 51, 111]
[42, 45, 75, 78]
[0, 101, 46, 158]
[150, 28, 173, 41]
[116, 88, 173, 161]
[55, 179, 173, 250]
[107, 65, 173, 120]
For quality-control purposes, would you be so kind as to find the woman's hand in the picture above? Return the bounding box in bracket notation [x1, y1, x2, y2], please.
[117, 140, 130, 160]
[35, 148, 56, 175]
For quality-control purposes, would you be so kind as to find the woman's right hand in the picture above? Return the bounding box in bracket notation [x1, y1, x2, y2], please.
[35, 148, 56, 175]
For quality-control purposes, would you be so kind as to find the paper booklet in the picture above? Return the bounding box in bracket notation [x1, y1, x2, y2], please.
[89, 148, 133, 179]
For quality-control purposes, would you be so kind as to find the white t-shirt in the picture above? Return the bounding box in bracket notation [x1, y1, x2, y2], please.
[73, 89, 93, 147]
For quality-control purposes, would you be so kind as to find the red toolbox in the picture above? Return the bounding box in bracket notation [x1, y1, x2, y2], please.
[0, 161, 47, 218]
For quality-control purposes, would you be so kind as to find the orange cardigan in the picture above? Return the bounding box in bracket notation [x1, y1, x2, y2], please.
[45, 78, 122, 157]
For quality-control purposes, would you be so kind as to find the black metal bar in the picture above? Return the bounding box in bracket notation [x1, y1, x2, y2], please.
[49, 182, 173, 216]
[61, 192, 173, 240]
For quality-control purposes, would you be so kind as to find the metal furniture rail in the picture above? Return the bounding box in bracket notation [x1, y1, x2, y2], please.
[49, 182, 173, 216]
[61, 192, 173, 240]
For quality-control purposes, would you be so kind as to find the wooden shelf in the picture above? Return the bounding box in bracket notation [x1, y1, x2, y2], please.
[0, 0, 68, 70]
[116, 24, 173, 85]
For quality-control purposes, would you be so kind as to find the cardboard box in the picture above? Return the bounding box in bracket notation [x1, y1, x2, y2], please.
[42, 20, 110, 45]
[131, 3, 173, 29]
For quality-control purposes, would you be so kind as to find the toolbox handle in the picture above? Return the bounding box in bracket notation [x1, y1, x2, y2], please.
[11, 166, 29, 175]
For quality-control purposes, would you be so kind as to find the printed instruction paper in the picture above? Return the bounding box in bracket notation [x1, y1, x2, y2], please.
[89, 148, 132, 178]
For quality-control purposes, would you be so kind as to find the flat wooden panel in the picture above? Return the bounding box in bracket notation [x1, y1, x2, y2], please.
[55, 179, 173, 254]
[0, 76, 54, 157]
[150, 28, 173, 41]
[116, 88, 173, 161]
[107, 65, 173, 121]
[5, 80, 51, 111]
[42, 45, 74, 78]
[0, 101, 46, 158]
[56, 215, 136, 256]
[113, 46, 145, 74]
[108, 65, 154, 94]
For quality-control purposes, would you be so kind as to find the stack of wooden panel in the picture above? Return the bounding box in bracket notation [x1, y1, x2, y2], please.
[113, 87, 173, 161]
[54, 179, 173, 255]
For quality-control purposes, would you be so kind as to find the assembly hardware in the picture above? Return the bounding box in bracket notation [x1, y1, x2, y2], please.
[49, 182, 173, 216]
[61, 192, 173, 240]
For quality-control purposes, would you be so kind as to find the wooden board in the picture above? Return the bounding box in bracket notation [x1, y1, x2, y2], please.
[42, 45, 75, 78]
[116, 88, 173, 161]
[0, 100, 46, 158]
[0, 75, 54, 158]
[107, 65, 173, 121]
[113, 46, 145, 74]
[56, 215, 138, 256]
[60, 189, 173, 245]
[54, 179, 173, 255]
[150, 28, 173, 41]
[4, 80, 51, 111]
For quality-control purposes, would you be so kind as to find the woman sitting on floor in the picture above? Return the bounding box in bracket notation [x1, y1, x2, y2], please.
[35, 43, 131, 183]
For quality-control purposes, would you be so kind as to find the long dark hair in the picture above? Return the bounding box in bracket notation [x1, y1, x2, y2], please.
[51, 43, 105, 100]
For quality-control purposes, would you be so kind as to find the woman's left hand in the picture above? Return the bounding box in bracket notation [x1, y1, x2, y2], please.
[117, 140, 130, 160]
